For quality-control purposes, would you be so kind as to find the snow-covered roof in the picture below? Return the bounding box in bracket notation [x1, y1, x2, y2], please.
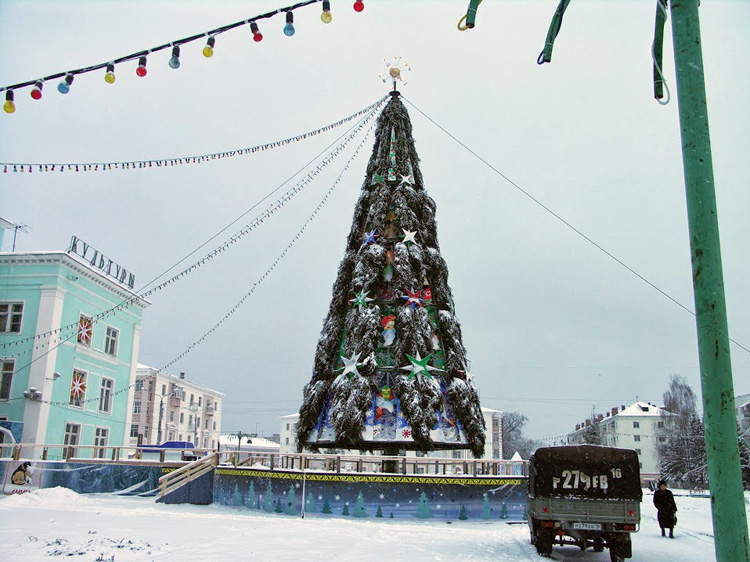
[617, 402, 669, 417]
[219, 434, 280, 450]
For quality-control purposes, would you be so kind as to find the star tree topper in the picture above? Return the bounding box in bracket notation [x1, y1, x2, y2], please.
[364, 229, 378, 245]
[401, 351, 440, 381]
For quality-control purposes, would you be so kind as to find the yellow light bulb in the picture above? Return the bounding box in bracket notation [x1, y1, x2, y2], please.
[321, 10, 332, 23]
[104, 72, 116, 84]
[203, 45, 214, 58]
[3, 100, 15, 114]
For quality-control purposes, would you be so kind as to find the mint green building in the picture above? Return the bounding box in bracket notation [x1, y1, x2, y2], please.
[0, 223, 149, 459]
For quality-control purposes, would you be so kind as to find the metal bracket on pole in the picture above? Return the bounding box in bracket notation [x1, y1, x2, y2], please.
[537, 0, 572, 64]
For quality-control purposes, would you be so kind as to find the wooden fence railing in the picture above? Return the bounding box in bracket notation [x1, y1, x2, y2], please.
[157, 452, 219, 499]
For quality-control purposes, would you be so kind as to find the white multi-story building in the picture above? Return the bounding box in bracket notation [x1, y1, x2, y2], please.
[567, 401, 673, 482]
[279, 407, 503, 460]
[735, 393, 750, 437]
[130, 365, 224, 450]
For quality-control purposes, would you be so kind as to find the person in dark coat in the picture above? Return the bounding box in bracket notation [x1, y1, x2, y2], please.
[653, 479, 677, 538]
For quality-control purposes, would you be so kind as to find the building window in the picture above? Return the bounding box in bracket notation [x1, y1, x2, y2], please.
[144, 425, 149, 438]
[203, 438, 208, 448]
[635, 449, 641, 455]
[95, 427, 109, 458]
[1, 360, 14, 400]
[285, 437, 289, 445]
[179, 434, 183, 441]
[634, 435, 641, 442]
[639, 462, 643, 469]
[104, 326, 119, 356]
[657, 421, 664, 428]
[188, 415, 193, 426]
[63, 423, 81, 458]
[198, 397, 202, 407]
[135, 380, 144, 391]
[133, 401, 141, 414]
[168, 431, 174, 440]
[99, 377, 114, 413]
[204, 419, 208, 429]
[170, 411, 175, 422]
[77, 314, 93, 346]
[213, 421, 216, 431]
[0, 303, 24, 333]
[130, 424, 139, 438]
[633, 421, 640, 428]
[452, 450, 462, 459]
[286, 423, 290, 430]
[69, 369, 87, 408]
[180, 413, 184, 424]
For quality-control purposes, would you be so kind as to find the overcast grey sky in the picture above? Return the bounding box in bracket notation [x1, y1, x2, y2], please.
[1, 0, 748, 442]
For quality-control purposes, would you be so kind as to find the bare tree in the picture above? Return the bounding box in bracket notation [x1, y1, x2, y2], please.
[501, 412, 536, 459]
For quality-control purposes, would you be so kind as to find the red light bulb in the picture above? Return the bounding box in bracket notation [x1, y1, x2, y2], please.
[136, 56, 148, 77]
[250, 22, 263, 42]
[353, 0, 364, 12]
[30, 81, 43, 100]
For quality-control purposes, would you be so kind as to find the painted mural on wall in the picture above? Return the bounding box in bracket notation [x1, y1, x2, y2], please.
[0, 460, 163, 496]
[214, 468, 527, 522]
[3, 460, 43, 495]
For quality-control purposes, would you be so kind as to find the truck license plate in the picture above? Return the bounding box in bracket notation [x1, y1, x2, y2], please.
[573, 522, 602, 531]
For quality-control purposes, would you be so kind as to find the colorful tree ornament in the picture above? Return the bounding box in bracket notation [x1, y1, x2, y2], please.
[349, 291, 374, 310]
[401, 287, 424, 310]
[381, 315, 396, 347]
[399, 173, 413, 185]
[203, 35, 216, 57]
[30, 81, 43, 100]
[104, 63, 116, 84]
[401, 351, 439, 380]
[363, 229, 378, 245]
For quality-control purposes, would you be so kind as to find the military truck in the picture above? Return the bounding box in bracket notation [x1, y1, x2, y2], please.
[528, 445, 642, 561]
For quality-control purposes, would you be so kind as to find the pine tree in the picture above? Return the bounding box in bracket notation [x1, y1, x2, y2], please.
[480, 493, 492, 520]
[232, 484, 243, 507]
[342, 503, 350, 516]
[275, 498, 283, 514]
[297, 91, 485, 456]
[247, 482, 256, 510]
[285, 486, 298, 515]
[414, 491, 433, 518]
[500, 501, 508, 519]
[264, 483, 274, 513]
[376, 505, 383, 518]
[458, 504, 468, 520]
[352, 491, 368, 518]
[305, 492, 316, 514]
[321, 498, 332, 514]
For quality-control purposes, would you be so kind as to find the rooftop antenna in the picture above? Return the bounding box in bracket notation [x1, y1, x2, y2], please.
[0, 217, 30, 251]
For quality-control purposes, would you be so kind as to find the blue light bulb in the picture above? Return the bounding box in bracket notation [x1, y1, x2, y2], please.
[169, 45, 181, 69]
[58, 74, 74, 94]
[283, 11, 295, 36]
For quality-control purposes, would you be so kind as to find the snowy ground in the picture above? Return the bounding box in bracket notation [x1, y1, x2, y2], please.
[0, 488, 747, 561]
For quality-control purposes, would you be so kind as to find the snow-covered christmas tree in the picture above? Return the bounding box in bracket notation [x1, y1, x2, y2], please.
[297, 89, 485, 457]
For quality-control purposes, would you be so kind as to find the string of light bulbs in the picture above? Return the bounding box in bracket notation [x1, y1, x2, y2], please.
[2, 0, 366, 114]
[1, 98, 385, 371]
[160, 111, 378, 372]
[1, 97, 383, 173]
[11, 106, 380, 408]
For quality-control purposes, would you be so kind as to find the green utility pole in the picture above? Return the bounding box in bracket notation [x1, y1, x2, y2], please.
[669, 2, 749, 560]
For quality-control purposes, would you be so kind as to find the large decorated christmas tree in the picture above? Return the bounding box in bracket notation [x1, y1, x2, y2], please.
[297, 90, 485, 457]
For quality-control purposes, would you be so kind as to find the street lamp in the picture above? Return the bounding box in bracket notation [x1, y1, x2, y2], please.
[155, 386, 182, 445]
[23, 387, 43, 401]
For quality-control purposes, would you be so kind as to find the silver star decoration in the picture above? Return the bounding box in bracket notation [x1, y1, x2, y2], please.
[399, 174, 413, 186]
[339, 351, 364, 379]
[401, 229, 417, 245]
